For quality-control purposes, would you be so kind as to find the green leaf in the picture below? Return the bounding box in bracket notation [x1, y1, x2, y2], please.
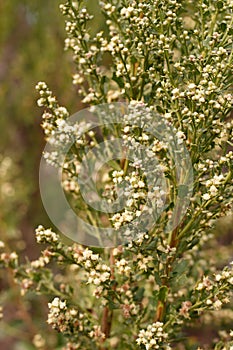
[107, 159, 122, 171]
[154, 271, 162, 286]
[107, 299, 119, 310]
[158, 286, 168, 302]
[101, 75, 107, 85]
[112, 72, 124, 88]
[171, 260, 190, 287]
[130, 55, 138, 64]
[172, 259, 188, 276]
[220, 22, 227, 31]
[156, 105, 164, 114]
[145, 240, 158, 250]
[216, 0, 224, 9]
[178, 184, 189, 198]
[134, 287, 145, 302]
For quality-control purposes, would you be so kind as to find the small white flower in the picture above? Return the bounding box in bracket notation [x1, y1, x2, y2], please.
[120, 6, 134, 18]
[176, 130, 186, 144]
[188, 83, 196, 89]
[209, 185, 218, 196]
[202, 193, 210, 200]
[213, 299, 222, 310]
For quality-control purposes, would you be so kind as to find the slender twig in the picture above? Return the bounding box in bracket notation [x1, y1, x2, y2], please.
[100, 249, 115, 349]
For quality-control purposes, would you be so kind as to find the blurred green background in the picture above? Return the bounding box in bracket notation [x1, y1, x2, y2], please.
[0, 1, 79, 348]
[0, 0, 77, 254]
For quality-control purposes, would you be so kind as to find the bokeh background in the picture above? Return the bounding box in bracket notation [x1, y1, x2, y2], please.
[0, 1, 232, 349]
[0, 1, 79, 348]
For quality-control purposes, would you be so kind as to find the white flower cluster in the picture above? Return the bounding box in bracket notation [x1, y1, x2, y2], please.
[60, 4, 109, 104]
[36, 81, 99, 187]
[36, 82, 57, 109]
[43, 151, 61, 167]
[124, 302, 140, 318]
[179, 301, 192, 319]
[48, 297, 85, 334]
[113, 281, 140, 318]
[89, 325, 105, 341]
[47, 119, 91, 149]
[172, 79, 230, 107]
[30, 249, 52, 269]
[60, 0, 184, 102]
[48, 297, 67, 323]
[202, 174, 225, 200]
[136, 253, 153, 272]
[108, 104, 170, 233]
[115, 258, 131, 276]
[20, 278, 33, 296]
[35, 225, 59, 244]
[36, 82, 70, 139]
[176, 130, 186, 145]
[215, 263, 233, 286]
[62, 178, 80, 194]
[196, 275, 214, 291]
[197, 152, 233, 173]
[195, 263, 233, 310]
[72, 246, 111, 297]
[0, 251, 18, 267]
[86, 265, 111, 286]
[136, 322, 170, 350]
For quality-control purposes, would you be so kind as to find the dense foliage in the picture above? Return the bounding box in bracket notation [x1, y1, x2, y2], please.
[0, 0, 233, 349]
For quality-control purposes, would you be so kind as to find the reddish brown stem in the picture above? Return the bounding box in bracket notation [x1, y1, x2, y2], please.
[100, 249, 115, 349]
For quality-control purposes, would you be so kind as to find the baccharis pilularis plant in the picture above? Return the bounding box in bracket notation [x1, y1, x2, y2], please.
[1, 0, 233, 349]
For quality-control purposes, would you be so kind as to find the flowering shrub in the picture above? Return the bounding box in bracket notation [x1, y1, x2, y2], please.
[1, 0, 233, 349]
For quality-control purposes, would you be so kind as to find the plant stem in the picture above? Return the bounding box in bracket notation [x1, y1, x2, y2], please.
[100, 249, 115, 349]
